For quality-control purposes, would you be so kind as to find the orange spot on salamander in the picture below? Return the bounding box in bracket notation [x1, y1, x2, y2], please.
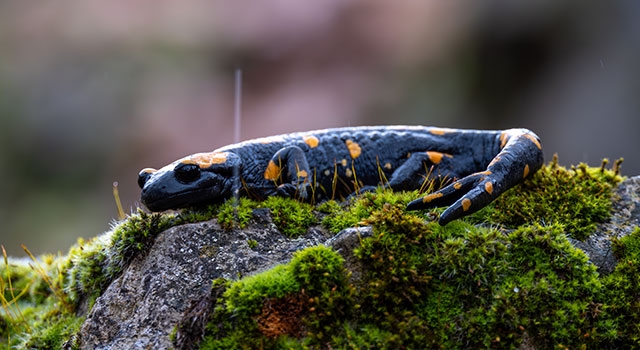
[297, 170, 308, 178]
[462, 198, 471, 211]
[484, 181, 493, 194]
[140, 167, 157, 174]
[303, 135, 319, 148]
[523, 164, 530, 178]
[429, 128, 453, 135]
[345, 139, 362, 159]
[488, 155, 502, 167]
[422, 192, 443, 203]
[264, 160, 281, 180]
[523, 133, 542, 150]
[384, 162, 392, 170]
[181, 152, 228, 169]
[426, 151, 453, 165]
[453, 182, 462, 190]
[499, 132, 509, 149]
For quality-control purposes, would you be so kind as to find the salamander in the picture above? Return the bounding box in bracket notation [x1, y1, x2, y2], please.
[138, 126, 543, 225]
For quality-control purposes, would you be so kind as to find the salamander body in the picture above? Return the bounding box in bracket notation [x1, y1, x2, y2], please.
[138, 125, 543, 225]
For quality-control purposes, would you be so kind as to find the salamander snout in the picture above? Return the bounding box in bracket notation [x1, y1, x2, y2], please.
[138, 168, 157, 189]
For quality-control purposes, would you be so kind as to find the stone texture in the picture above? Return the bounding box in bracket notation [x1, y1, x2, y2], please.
[75, 209, 331, 349]
[569, 175, 640, 273]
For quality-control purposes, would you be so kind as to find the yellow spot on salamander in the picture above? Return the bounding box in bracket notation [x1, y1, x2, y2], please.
[453, 182, 462, 190]
[422, 192, 443, 203]
[297, 170, 308, 178]
[523, 164, 530, 178]
[523, 133, 542, 150]
[345, 139, 361, 159]
[488, 155, 502, 167]
[182, 152, 228, 169]
[462, 198, 471, 211]
[484, 181, 493, 194]
[264, 160, 281, 180]
[140, 167, 157, 174]
[345, 168, 353, 178]
[429, 128, 453, 135]
[303, 135, 319, 148]
[426, 151, 453, 164]
[341, 159, 348, 167]
[324, 169, 331, 176]
[499, 132, 509, 148]
[384, 162, 392, 170]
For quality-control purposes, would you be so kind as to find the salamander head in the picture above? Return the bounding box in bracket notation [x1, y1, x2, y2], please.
[137, 151, 240, 211]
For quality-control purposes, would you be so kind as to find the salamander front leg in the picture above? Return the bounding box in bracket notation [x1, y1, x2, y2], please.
[263, 146, 313, 200]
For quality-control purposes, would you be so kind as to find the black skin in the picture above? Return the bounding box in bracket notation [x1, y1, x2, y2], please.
[138, 125, 543, 225]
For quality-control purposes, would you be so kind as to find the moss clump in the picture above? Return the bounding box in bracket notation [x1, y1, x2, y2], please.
[1, 209, 177, 348]
[473, 156, 623, 240]
[198, 202, 609, 348]
[181, 196, 316, 237]
[200, 245, 353, 349]
[65, 209, 175, 307]
[261, 197, 316, 237]
[321, 187, 422, 234]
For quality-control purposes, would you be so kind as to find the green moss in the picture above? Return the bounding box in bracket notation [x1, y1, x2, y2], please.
[261, 197, 317, 237]
[216, 198, 258, 230]
[200, 246, 353, 349]
[247, 239, 258, 249]
[321, 187, 424, 234]
[472, 156, 623, 240]
[196, 167, 630, 348]
[2, 209, 177, 348]
[65, 209, 175, 307]
[181, 196, 317, 237]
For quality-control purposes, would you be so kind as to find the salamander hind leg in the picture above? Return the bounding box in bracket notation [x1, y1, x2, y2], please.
[263, 146, 313, 200]
[407, 128, 544, 225]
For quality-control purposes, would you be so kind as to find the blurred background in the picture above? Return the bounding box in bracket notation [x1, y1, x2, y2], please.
[1, 1, 639, 256]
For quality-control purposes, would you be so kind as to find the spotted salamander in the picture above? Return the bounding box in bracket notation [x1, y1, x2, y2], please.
[138, 126, 543, 225]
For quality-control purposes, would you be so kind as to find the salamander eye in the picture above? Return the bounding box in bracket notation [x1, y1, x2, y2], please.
[175, 163, 201, 183]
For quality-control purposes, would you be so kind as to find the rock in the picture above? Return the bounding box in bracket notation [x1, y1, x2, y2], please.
[569, 175, 640, 273]
[73, 177, 640, 348]
[75, 210, 331, 349]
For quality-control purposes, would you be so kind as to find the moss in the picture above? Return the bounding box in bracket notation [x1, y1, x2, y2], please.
[200, 246, 353, 349]
[472, 156, 623, 240]
[261, 197, 317, 237]
[321, 187, 424, 234]
[195, 157, 630, 348]
[65, 209, 175, 307]
[1, 209, 177, 348]
[216, 198, 258, 230]
[181, 196, 317, 237]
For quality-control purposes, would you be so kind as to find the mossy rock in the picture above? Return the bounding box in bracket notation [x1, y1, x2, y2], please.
[3, 159, 640, 349]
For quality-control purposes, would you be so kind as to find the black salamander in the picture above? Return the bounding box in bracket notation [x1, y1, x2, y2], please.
[138, 126, 543, 225]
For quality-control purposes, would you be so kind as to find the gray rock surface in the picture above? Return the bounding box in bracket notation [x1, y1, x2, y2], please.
[75, 209, 331, 349]
[569, 175, 640, 273]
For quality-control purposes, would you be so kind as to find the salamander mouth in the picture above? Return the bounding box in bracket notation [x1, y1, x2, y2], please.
[141, 188, 216, 212]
